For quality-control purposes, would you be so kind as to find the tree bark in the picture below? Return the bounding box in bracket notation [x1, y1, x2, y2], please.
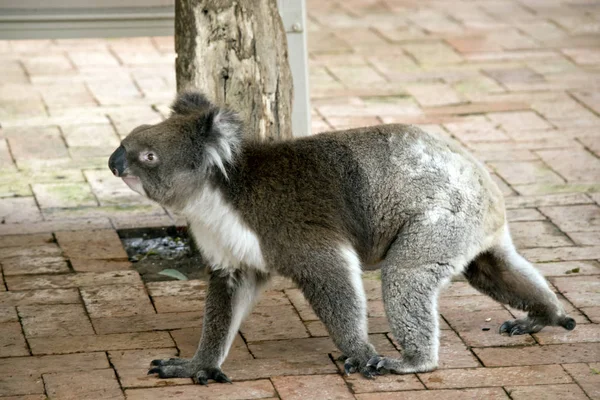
[175, 0, 293, 141]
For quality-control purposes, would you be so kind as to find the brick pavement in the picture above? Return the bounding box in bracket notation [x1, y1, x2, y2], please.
[1, 0, 600, 398]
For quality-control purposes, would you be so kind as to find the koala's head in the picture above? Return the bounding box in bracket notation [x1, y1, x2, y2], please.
[108, 91, 242, 208]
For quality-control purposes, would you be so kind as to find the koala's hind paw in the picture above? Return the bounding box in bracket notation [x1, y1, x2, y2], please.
[148, 358, 231, 385]
[343, 357, 380, 379]
[499, 319, 544, 336]
[367, 356, 436, 374]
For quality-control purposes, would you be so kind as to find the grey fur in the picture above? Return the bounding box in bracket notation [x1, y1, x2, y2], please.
[109, 91, 576, 384]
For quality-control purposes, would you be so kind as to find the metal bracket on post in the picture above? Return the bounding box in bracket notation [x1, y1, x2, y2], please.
[277, 0, 311, 137]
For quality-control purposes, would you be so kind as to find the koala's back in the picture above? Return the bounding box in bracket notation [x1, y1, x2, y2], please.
[237, 124, 505, 264]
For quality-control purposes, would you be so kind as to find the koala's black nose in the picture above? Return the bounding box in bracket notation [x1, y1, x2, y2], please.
[108, 145, 127, 177]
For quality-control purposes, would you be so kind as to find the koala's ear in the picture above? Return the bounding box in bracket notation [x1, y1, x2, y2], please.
[197, 108, 243, 178]
[171, 91, 213, 115]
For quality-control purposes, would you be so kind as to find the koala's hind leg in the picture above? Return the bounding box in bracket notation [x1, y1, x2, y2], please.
[285, 244, 378, 378]
[464, 228, 575, 336]
[371, 212, 470, 374]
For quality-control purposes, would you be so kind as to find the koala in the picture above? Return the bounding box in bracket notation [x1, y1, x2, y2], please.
[108, 91, 576, 384]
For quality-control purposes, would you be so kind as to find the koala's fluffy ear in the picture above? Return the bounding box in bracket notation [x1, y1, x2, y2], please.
[171, 91, 212, 115]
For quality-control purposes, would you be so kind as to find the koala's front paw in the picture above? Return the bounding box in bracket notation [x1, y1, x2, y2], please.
[148, 358, 231, 385]
[343, 356, 380, 379]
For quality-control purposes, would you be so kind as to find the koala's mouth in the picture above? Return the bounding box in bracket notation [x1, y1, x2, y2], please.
[122, 175, 147, 197]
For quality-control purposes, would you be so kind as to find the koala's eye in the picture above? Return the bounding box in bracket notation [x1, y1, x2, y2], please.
[140, 151, 158, 164]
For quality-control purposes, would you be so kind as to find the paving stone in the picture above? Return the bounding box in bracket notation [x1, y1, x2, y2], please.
[506, 383, 588, 400]
[55, 229, 128, 260]
[403, 42, 463, 65]
[125, 380, 277, 400]
[43, 369, 124, 400]
[18, 303, 94, 338]
[6, 126, 69, 161]
[272, 374, 354, 400]
[568, 231, 600, 246]
[0, 244, 62, 259]
[509, 221, 574, 248]
[474, 343, 600, 367]
[552, 275, 600, 308]
[152, 295, 204, 313]
[0, 306, 18, 323]
[241, 304, 309, 341]
[507, 208, 547, 222]
[81, 283, 154, 318]
[0, 321, 29, 357]
[533, 323, 600, 344]
[285, 288, 318, 321]
[405, 83, 463, 107]
[94, 311, 202, 334]
[562, 363, 600, 400]
[0, 374, 44, 397]
[248, 336, 336, 359]
[1, 256, 70, 276]
[32, 182, 98, 209]
[29, 331, 173, 355]
[490, 161, 564, 186]
[170, 327, 251, 360]
[420, 364, 571, 389]
[223, 356, 338, 381]
[535, 260, 600, 277]
[84, 169, 156, 207]
[442, 309, 536, 347]
[437, 329, 480, 369]
[0, 197, 43, 224]
[0, 288, 80, 306]
[0, 352, 108, 376]
[540, 205, 600, 233]
[69, 259, 132, 272]
[355, 388, 509, 400]
[5, 270, 142, 290]
[521, 246, 600, 263]
[537, 148, 600, 183]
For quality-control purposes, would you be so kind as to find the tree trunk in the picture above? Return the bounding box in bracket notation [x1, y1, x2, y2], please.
[175, 0, 293, 141]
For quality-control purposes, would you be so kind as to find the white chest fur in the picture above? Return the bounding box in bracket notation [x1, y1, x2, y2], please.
[183, 185, 266, 273]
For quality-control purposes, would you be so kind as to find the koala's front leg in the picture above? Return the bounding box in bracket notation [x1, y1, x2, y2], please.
[149, 270, 265, 385]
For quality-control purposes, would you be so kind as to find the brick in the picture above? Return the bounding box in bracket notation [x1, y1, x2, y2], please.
[69, 259, 132, 272]
[0, 306, 18, 322]
[68, 51, 120, 68]
[490, 161, 564, 186]
[444, 116, 510, 142]
[170, 328, 251, 360]
[474, 343, 600, 366]
[126, 379, 276, 400]
[438, 330, 480, 369]
[81, 284, 154, 318]
[223, 356, 338, 381]
[509, 221, 573, 248]
[506, 384, 588, 400]
[84, 169, 156, 207]
[1, 256, 70, 276]
[540, 205, 600, 233]
[87, 79, 143, 106]
[55, 229, 128, 260]
[0, 244, 61, 259]
[0, 197, 42, 224]
[533, 324, 600, 344]
[22, 54, 74, 76]
[62, 123, 119, 148]
[507, 208, 547, 222]
[346, 371, 424, 393]
[0, 234, 53, 248]
[405, 83, 463, 107]
[44, 369, 124, 400]
[0, 352, 108, 376]
[535, 261, 600, 277]
[94, 311, 202, 334]
[29, 331, 173, 355]
[356, 388, 509, 400]
[18, 304, 94, 338]
[0, 321, 29, 357]
[6, 270, 142, 290]
[552, 275, 600, 308]
[272, 374, 354, 400]
[241, 305, 309, 341]
[403, 42, 463, 65]
[443, 309, 536, 347]
[0, 288, 80, 306]
[0, 395, 47, 400]
[420, 365, 571, 389]
[146, 280, 207, 297]
[0, 375, 44, 397]
[537, 148, 600, 183]
[32, 182, 97, 208]
[152, 295, 204, 313]
[562, 363, 600, 400]
[248, 337, 336, 359]
[7, 126, 68, 160]
[109, 348, 192, 388]
[521, 246, 600, 263]
[439, 295, 504, 312]
[285, 288, 318, 321]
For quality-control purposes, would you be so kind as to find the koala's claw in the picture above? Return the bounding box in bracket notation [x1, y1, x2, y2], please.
[499, 319, 539, 336]
[367, 356, 436, 374]
[148, 358, 231, 385]
[343, 357, 379, 379]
